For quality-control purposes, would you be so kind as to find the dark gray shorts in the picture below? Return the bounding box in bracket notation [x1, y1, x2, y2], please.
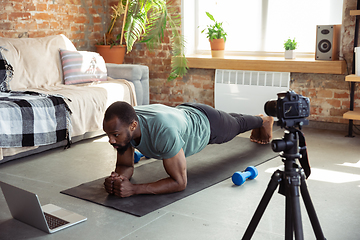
[180, 103, 263, 144]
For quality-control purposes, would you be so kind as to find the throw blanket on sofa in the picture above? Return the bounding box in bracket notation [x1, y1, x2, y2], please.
[0, 91, 72, 148]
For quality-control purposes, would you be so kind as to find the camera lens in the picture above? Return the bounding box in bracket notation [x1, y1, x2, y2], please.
[264, 100, 277, 117]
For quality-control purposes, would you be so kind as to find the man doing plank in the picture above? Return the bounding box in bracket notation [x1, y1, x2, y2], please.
[103, 102, 273, 198]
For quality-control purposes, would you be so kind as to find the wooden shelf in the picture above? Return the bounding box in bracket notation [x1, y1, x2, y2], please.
[343, 75, 359, 121]
[345, 74, 360, 82]
[343, 109, 360, 120]
[345, 9, 360, 135]
[350, 10, 360, 16]
[186, 55, 346, 74]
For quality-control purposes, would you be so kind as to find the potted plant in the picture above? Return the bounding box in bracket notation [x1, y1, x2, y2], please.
[284, 38, 298, 59]
[201, 12, 227, 58]
[96, 1, 127, 64]
[96, 0, 187, 81]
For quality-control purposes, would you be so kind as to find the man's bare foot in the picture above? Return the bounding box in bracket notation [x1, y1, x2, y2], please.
[250, 115, 274, 144]
[250, 128, 260, 143]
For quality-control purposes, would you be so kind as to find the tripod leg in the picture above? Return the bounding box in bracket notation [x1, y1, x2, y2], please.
[285, 192, 294, 240]
[299, 171, 326, 240]
[242, 170, 282, 240]
[288, 173, 304, 240]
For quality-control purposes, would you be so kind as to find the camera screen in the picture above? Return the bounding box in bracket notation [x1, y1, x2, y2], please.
[283, 102, 300, 118]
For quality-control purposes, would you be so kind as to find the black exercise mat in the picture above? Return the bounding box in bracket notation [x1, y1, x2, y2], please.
[61, 137, 278, 217]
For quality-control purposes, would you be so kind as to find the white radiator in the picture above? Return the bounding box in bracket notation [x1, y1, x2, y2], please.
[215, 70, 290, 116]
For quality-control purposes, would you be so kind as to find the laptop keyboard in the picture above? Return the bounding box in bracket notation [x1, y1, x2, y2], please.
[44, 212, 70, 229]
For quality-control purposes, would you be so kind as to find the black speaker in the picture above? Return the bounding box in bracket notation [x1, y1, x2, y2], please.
[315, 25, 341, 60]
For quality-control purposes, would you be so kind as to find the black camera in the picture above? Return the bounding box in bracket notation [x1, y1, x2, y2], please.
[264, 91, 310, 129]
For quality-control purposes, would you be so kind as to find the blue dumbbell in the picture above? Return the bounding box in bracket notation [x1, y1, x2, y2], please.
[134, 151, 144, 163]
[134, 151, 149, 163]
[232, 166, 258, 186]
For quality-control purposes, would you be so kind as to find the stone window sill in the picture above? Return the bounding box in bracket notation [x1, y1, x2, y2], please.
[185, 54, 346, 75]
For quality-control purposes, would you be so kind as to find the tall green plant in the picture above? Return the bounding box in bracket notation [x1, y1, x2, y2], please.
[118, 0, 187, 81]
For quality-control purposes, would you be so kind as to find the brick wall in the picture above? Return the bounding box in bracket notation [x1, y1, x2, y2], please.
[291, 73, 359, 124]
[125, 44, 215, 106]
[1, 0, 359, 126]
[0, 0, 111, 50]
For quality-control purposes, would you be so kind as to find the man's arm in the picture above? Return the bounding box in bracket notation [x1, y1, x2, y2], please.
[114, 146, 135, 179]
[112, 148, 187, 198]
[104, 146, 135, 194]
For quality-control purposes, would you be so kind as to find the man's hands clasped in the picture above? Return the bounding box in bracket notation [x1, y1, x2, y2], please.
[104, 172, 135, 198]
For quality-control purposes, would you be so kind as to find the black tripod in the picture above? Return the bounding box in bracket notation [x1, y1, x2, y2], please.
[242, 127, 326, 240]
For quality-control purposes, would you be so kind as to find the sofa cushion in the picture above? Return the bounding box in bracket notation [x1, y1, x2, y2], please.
[0, 35, 76, 89]
[0, 47, 14, 92]
[59, 49, 107, 85]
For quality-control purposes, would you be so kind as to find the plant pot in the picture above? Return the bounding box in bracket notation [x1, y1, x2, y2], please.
[285, 50, 295, 59]
[209, 39, 225, 58]
[95, 45, 126, 64]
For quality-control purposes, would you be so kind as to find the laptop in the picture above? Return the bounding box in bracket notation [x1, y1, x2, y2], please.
[0, 181, 87, 233]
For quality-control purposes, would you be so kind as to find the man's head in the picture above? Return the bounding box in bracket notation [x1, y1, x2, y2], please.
[103, 101, 139, 155]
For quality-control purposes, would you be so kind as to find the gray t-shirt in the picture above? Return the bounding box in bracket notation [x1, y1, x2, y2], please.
[130, 104, 211, 159]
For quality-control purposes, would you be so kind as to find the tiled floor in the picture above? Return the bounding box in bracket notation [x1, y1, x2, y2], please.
[0, 126, 359, 240]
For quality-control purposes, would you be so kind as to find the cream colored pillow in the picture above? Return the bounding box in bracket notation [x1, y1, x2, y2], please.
[0, 34, 76, 90]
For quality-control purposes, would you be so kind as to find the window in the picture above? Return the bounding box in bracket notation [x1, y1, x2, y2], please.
[182, 0, 343, 57]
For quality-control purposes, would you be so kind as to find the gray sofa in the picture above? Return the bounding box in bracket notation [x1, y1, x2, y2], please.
[0, 35, 149, 163]
[106, 63, 149, 106]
